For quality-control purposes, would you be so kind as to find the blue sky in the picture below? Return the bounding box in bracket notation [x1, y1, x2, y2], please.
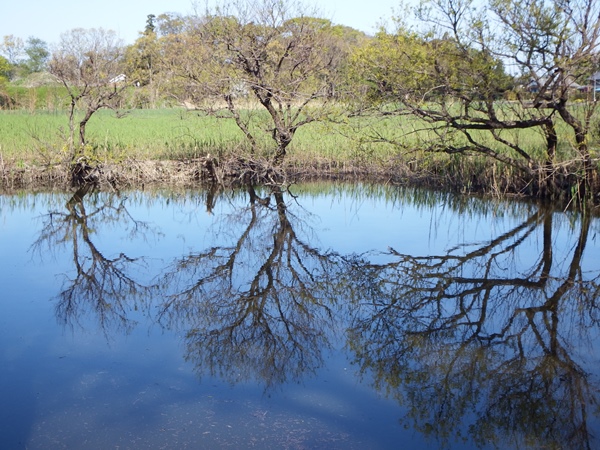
[1, 0, 400, 46]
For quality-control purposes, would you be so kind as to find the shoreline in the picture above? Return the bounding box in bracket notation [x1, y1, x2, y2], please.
[0, 156, 576, 207]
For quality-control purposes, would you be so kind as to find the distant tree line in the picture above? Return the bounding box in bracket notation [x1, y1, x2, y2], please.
[0, 35, 50, 80]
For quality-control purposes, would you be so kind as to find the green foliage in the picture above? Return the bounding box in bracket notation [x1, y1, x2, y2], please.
[124, 32, 160, 87]
[155, 12, 187, 36]
[145, 14, 157, 35]
[0, 35, 23, 61]
[348, 0, 600, 201]
[22, 36, 50, 74]
[4, 84, 68, 110]
[349, 30, 429, 103]
[350, 29, 513, 105]
[0, 54, 10, 84]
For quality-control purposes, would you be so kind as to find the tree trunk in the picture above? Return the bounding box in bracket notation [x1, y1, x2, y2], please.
[79, 109, 95, 149]
[541, 120, 558, 198]
[556, 102, 596, 202]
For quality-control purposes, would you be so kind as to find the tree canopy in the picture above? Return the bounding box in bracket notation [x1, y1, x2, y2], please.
[0, 55, 10, 83]
[349, 0, 600, 201]
[161, 0, 352, 165]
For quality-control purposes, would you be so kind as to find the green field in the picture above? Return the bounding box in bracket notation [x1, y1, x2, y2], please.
[0, 108, 401, 164]
[0, 106, 569, 161]
[0, 109, 246, 161]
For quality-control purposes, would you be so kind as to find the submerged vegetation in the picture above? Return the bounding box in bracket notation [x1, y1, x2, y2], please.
[1, 0, 599, 207]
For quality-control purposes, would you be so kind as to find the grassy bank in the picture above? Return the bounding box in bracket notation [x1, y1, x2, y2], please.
[0, 107, 598, 202]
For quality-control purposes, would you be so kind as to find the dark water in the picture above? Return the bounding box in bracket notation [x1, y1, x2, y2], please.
[1, 183, 599, 449]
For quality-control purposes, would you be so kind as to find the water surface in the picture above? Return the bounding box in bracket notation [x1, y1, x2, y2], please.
[1, 184, 599, 449]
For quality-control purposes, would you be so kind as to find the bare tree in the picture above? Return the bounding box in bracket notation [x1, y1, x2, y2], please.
[166, 0, 347, 172]
[0, 34, 24, 66]
[49, 28, 128, 185]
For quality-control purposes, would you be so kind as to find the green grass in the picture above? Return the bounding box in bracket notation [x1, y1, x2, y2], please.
[0, 107, 395, 164]
[2, 104, 599, 204]
[0, 108, 245, 162]
[0, 105, 596, 172]
[5, 85, 68, 111]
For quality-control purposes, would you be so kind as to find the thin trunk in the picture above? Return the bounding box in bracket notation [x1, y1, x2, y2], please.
[68, 98, 77, 158]
[79, 109, 94, 149]
[542, 120, 558, 198]
[556, 102, 596, 200]
[540, 213, 553, 283]
[273, 140, 290, 166]
[225, 94, 257, 153]
[251, 85, 293, 165]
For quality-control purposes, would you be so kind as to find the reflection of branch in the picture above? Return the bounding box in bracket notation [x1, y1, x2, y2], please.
[33, 187, 154, 335]
[157, 187, 343, 389]
[346, 208, 600, 449]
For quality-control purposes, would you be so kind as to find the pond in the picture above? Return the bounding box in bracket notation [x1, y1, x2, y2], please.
[1, 183, 599, 449]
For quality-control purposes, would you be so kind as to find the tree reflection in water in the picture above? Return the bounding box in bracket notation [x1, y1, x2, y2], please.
[157, 186, 345, 389]
[30, 185, 600, 448]
[346, 208, 600, 449]
[32, 185, 155, 334]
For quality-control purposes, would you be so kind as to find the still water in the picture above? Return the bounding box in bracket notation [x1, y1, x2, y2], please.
[1, 183, 599, 449]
